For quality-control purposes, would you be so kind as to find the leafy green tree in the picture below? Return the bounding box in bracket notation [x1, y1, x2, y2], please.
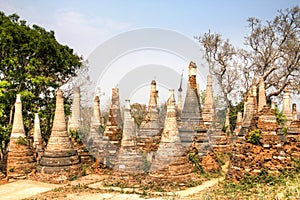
[0, 12, 83, 159]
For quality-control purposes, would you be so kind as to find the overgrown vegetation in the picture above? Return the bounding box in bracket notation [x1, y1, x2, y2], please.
[275, 107, 287, 126]
[199, 168, 300, 199]
[16, 136, 29, 146]
[0, 11, 83, 162]
[247, 129, 261, 145]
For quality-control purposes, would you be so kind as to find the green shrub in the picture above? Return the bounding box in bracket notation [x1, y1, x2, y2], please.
[275, 107, 287, 126]
[16, 136, 28, 146]
[282, 127, 289, 135]
[248, 129, 261, 145]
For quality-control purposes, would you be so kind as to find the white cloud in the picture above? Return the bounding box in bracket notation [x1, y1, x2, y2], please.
[51, 10, 132, 58]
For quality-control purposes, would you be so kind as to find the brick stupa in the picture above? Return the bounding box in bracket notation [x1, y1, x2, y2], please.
[202, 74, 216, 128]
[137, 80, 161, 152]
[104, 88, 123, 146]
[179, 61, 203, 148]
[37, 89, 81, 175]
[150, 89, 195, 182]
[138, 80, 161, 137]
[7, 94, 36, 178]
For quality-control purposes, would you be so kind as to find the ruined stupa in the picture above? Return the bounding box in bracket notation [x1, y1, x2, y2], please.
[111, 88, 122, 126]
[115, 100, 144, 173]
[93, 95, 101, 126]
[285, 119, 300, 160]
[137, 80, 161, 151]
[104, 88, 123, 146]
[179, 61, 203, 147]
[202, 74, 216, 128]
[33, 113, 43, 158]
[7, 94, 35, 178]
[87, 96, 103, 154]
[258, 78, 267, 111]
[282, 88, 293, 125]
[138, 80, 161, 137]
[150, 89, 195, 182]
[37, 89, 81, 175]
[228, 106, 290, 180]
[68, 87, 82, 132]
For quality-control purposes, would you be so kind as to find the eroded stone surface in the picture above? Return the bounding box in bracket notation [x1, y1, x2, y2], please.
[137, 80, 161, 149]
[7, 94, 35, 178]
[150, 89, 196, 182]
[115, 100, 144, 173]
[37, 89, 81, 175]
[68, 87, 82, 132]
[179, 62, 202, 147]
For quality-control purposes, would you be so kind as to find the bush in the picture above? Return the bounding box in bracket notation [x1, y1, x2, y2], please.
[248, 129, 261, 145]
[16, 136, 28, 146]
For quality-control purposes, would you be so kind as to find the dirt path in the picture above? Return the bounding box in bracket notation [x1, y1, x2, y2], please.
[0, 162, 229, 199]
[0, 180, 60, 200]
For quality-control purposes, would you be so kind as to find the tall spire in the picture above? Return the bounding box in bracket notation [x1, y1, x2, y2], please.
[93, 96, 101, 125]
[11, 94, 25, 138]
[7, 94, 35, 178]
[258, 78, 267, 111]
[110, 88, 122, 126]
[33, 113, 43, 152]
[180, 61, 202, 125]
[161, 89, 180, 143]
[282, 88, 293, 124]
[149, 80, 158, 109]
[178, 71, 183, 92]
[138, 80, 160, 137]
[177, 72, 183, 112]
[121, 99, 137, 147]
[202, 74, 215, 127]
[69, 87, 82, 131]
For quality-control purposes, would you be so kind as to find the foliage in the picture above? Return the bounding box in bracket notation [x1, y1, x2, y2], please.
[188, 152, 204, 173]
[275, 107, 287, 126]
[16, 136, 29, 146]
[69, 129, 83, 144]
[142, 158, 151, 173]
[198, 169, 300, 199]
[245, 6, 300, 98]
[130, 103, 147, 128]
[248, 129, 261, 145]
[282, 127, 289, 135]
[0, 12, 83, 157]
[228, 101, 244, 132]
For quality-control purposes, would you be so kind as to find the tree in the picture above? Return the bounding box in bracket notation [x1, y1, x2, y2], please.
[195, 31, 239, 131]
[196, 6, 300, 129]
[245, 6, 300, 99]
[0, 12, 83, 159]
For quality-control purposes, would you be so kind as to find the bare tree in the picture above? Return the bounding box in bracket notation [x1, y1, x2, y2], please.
[195, 32, 239, 131]
[245, 6, 300, 99]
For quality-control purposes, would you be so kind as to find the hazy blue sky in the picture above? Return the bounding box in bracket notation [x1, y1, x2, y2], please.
[1, 0, 299, 104]
[1, 0, 298, 58]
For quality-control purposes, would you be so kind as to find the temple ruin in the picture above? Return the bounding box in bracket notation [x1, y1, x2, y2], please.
[37, 89, 81, 175]
[6, 94, 36, 178]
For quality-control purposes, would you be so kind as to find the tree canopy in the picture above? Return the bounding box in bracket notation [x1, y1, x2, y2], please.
[0, 12, 83, 156]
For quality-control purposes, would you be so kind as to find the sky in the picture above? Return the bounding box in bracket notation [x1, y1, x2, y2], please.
[1, 0, 299, 105]
[1, 0, 298, 57]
